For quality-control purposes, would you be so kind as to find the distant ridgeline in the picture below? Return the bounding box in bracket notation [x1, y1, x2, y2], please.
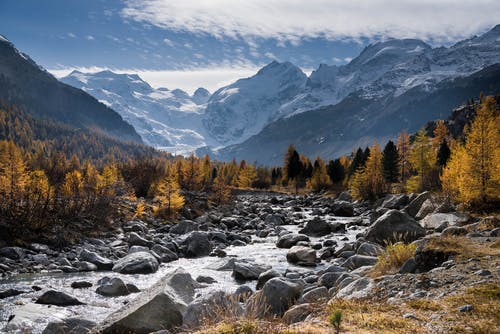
[0, 102, 162, 164]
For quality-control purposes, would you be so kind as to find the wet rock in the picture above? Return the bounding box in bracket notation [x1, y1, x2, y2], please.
[36, 290, 84, 306]
[0, 288, 25, 299]
[95, 268, 200, 333]
[128, 245, 150, 253]
[0, 246, 25, 260]
[282, 303, 312, 324]
[42, 318, 95, 334]
[71, 281, 93, 289]
[299, 286, 329, 303]
[286, 246, 317, 266]
[151, 244, 178, 263]
[79, 249, 114, 270]
[196, 275, 217, 284]
[299, 217, 332, 237]
[276, 233, 310, 248]
[170, 220, 198, 235]
[96, 277, 132, 297]
[4, 303, 71, 332]
[365, 210, 425, 244]
[112, 251, 159, 274]
[128, 232, 153, 248]
[233, 261, 271, 280]
[180, 231, 213, 258]
[330, 201, 354, 217]
[257, 269, 282, 290]
[342, 254, 377, 270]
[76, 261, 98, 272]
[264, 214, 285, 225]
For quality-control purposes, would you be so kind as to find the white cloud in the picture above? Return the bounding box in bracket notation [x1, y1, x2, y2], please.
[85, 35, 95, 41]
[163, 38, 174, 47]
[49, 64, 267, 95]
[121, 0, 500, 43]
[67, 32, 76, 38]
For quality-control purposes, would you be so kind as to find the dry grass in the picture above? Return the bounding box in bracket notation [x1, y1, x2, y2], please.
[369, 242, 416, 277]
[424, 235, 500, 260]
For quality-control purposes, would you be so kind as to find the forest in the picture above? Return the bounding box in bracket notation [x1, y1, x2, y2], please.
[0, 95, 498, 246]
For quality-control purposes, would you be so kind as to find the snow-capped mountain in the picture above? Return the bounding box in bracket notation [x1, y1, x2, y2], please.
[61, 70, 211, 154]
[203, 61, 307, 146]
[61, 25, 500, 160]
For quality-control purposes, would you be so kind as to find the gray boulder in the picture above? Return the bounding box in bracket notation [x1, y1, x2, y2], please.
[276, 234, 309, 248]
[365, 210, 425, 244]
[299, 217, 332, 237]
[318, 271, 345, 289]
[0, 246, 25, 260]
[286, 246, 317, 266]
[95, 268, 200, 333]
[96, 277, 132, 297]
[257, 269, 282, 290]
[415, 199, 436, 220]
[356, 242, 384, 257]
[342, 255, 378, 270]
[420, 213, 470, 229]
[151, 244, 178, 263]
[282, 303, 312, 324]
[257, 278, 303, 316]
[42, 318, 95, 334]
[183, 291, 241, 328]
[170, 220, 198, 235]
[128, 232, 153, 247]
[233, 261, 271, 280]
[36, 290, 84, 306]
[299, 286, 329, 303]
[181, 231, 213, 258]
[79, 249, 113, 270]
[112, 251, 159, 274]
[405, 192, 431, 217]
[330, 201, 354, 216]
[335, 278, 375, 299]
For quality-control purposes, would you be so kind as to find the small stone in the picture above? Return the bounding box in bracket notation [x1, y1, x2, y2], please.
[474, 269, 491, 276]
[403, 313, 419, 320]
[71, 281, 93, 289]
[459, 304, 473, 312]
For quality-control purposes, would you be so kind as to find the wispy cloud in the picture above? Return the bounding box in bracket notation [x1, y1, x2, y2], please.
[121, 0, 500, 43]
[85, 35, 95, 41]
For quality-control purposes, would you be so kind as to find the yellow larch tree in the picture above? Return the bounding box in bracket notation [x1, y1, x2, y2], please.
[308, 157, 331, 192]
[407, 129, 435, 192]
[154, 165, 184, 217]
[397, 129, 411, 185]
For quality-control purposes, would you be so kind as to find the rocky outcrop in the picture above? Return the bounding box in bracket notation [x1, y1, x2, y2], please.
[112, 252, 159, 274]
[365, 210, 425, 244]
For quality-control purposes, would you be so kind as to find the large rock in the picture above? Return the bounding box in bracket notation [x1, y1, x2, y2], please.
[128, 232, 153, 247]
[276, 234, 309, 248]
[36, 290, 84, 306]
[382, 194, 409, 209]
[286, 246, 317, 266]
[415, 199, 436, 220]
[257, 269, 282, 290]
[405, 192, 431, 217]
[0, 246, 25, 260]
[298, 217, 332, 237]
[170, 220, 198, 235]
[335, 278, 375, 299]
[112, 251, 159, 274]
[233, 261, 271, 280]
[258, 278, 303, 316]
[365, 210, 425, 244]
[330, 201, 354, 217]
[151, 244, 178, 263]
[43, 318, 96, 334]
[282, 303, 313, 324]
[183, 291, 242, 328]
[180, 231, 213, 258]
[95, 268, 201, 333]
[419, 213, 470, 229]
[318, 271, 346, 289]
[299, 286, 329, 303]
[356, 242, 384, 257]
[4, 303, 71, 333]
[79, 249, 113, 270]
[96, 278, 132, 297]
[342, 255, 377, 270]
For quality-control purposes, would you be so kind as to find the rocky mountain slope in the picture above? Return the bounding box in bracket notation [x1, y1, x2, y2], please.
[0, 35, 141, 144]
[61, 70, 209, 154]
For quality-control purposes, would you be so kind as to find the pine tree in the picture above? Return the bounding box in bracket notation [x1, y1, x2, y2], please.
[327, 159, 345, 184]
[407, 129, 435, 192]
[382, 140, 400, 183]
[283, 145, 302, 181]
[154, 166, 184, 217]
[308, 157, 331, 192]
[442, 96, 499, 205]
[397, 130, 411, 185]
[436, 139, 451, 168]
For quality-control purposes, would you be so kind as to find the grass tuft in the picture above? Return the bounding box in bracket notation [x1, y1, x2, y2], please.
[370, 242, 416, 277]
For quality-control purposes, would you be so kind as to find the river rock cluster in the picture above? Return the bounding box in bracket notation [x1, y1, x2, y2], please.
[0, 191, 498, 333]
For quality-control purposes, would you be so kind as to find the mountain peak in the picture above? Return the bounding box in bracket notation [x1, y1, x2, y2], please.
[257, 60, 301, 76]
[0, 34, 10, 43]
[192, 87, 211, 105]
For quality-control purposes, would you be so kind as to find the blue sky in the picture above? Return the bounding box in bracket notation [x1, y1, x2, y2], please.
[1, 0, 499, 93]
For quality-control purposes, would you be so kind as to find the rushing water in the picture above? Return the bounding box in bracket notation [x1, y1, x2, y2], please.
[0, 205, 367, 333]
